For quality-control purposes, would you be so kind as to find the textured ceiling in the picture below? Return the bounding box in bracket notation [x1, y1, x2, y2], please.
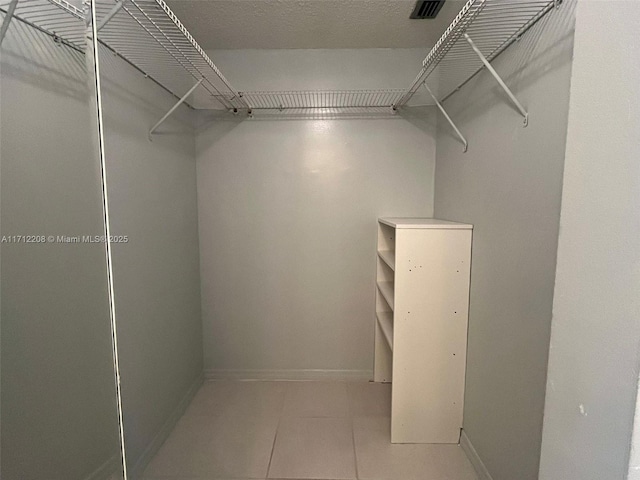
[165, 0, 465, 49]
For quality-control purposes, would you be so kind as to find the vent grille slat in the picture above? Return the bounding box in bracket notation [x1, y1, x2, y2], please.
[410, 0, 446, 19]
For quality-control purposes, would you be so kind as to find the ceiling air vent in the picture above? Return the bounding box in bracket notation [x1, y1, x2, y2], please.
[410, 0, 446, 19]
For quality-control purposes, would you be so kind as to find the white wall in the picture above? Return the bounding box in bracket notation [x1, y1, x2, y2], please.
[196, 49, 436, 377]
[0, 21, 121, 480]
[97, 45, 203, 476]
[432, 3, 576, 480]
[539, 2, 640, 479]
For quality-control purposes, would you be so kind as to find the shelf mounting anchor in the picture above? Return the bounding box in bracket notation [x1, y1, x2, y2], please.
[149, 78, 203, 138]
[0, 0, 19, 47]
[464, 33, 529, 126]
[97, 0, 125, 31]
[423, 83, 468, 153]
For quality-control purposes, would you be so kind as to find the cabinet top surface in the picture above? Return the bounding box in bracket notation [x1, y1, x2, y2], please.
[379, 218, 473, 229]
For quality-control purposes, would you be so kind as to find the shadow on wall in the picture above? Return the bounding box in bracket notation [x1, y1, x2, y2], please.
[194, 105, 437, 153]
[1, 15, 196, 140]
[0, 17, 193, 141]
[440, 0, 577, 130]
[0, 19, 87, 103]
[98, 45, 194, 146]
[399, 106, 439, 136]
[97, 44, 195, 141]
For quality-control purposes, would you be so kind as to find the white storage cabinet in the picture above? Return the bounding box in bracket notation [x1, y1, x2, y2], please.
[374, 217, 472, 444]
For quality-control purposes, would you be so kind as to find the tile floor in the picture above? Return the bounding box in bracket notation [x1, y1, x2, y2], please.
[142, 380, 478, 480]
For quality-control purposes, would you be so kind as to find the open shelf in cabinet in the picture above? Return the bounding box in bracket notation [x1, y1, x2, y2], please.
[376, 311, 393, 352]
[376, 281, 394, 311]
[377, 250, 395, 271]
[374, 217, 473, 443]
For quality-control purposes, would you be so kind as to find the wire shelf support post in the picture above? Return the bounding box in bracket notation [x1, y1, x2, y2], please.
[396, 0, 559, 112]
[149, 77, 203, 137]
[97, 0, 123, 31]
[396, 0, 486, 108]
[464, 33, 528, 126]
[423, 83, 468, 152]
[145, 0, 249, 110]
[0, 0, 19, 46]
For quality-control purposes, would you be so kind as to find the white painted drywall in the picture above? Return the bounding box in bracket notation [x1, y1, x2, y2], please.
[539, 2, 640, 479]
[432, 3, 576, 480]
[0, 21, 122, 479]
[196, 49, 436, 377]
[96, 45, 203, 473]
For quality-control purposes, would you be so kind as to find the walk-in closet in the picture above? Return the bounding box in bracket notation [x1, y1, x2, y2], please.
[1, 0, 639, 479]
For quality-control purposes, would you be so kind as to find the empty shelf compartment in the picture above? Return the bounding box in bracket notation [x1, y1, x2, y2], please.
[377, 250, 395, 270]
[377, 281, 394, 310]
[376, 311, 394, 351]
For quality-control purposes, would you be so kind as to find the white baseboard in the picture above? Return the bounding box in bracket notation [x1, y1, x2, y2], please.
[84, 455, 122, 480]
[204, 368, 373, 382]
[460, 429, 494, 480]
[129, 372, 204, 479]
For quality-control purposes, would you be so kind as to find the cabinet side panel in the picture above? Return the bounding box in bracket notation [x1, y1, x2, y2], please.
[392, 229, 472, 443]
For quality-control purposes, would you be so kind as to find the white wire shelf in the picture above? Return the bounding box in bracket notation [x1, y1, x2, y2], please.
[240, 90, 407, 111]
[0, 0, 85, 50]
[397, 0, 560, 106]
[95, 0, 246, 110]
[0, 0, 248, 109]
[1, 0, 561, 113]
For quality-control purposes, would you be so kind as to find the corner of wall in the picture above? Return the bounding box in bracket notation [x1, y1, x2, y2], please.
[129, 372, 204, 479]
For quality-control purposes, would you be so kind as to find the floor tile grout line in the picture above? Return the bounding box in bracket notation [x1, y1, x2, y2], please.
[265, 386, 287, 479]
[148, 381, 423, 480]
[351, 416, 360, 480]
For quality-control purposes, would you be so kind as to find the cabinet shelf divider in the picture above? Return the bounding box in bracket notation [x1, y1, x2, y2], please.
[377, 250, 395, 271]
[376, 281, 395, 310]
[376, 311, 394, 351]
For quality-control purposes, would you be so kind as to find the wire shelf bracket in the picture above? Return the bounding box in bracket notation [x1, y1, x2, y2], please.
[149, 77, 203, 137]
[464, 33, 528, 126]
[423, 83, 468, 152]
[1, 0, 249, 110]
[96, 0, 122, 31]
[396, 0, 560, 111]
[0, 0, 19, 46]
[129, 0, 249, 110]
[1, 0, 90, 52]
